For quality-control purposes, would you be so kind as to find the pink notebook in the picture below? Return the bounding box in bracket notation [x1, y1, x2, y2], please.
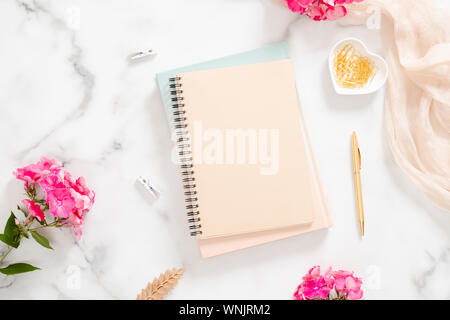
[170, 60, 332, 258]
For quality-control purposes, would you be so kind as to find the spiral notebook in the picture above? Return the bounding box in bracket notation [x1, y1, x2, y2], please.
[156, 43, 332, 257]
[171, 60, 316, 239]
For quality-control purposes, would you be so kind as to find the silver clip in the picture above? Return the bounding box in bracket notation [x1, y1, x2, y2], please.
[129, 49, 156, 61]
[136, 176, 160, 200]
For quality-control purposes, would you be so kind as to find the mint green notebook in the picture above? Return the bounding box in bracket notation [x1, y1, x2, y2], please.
[155, 42, 290, 126]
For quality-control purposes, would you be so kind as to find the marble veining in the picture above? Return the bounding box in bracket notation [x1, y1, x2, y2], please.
[0, 0, 449, 299]
[14, 0, 95, 157]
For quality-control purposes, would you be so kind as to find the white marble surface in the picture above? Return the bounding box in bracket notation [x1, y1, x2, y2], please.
[0, 0, 449, 300]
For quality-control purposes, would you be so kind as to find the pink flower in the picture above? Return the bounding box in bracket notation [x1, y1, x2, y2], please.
[302, 278, 331, 299]
[22, 199, 45, 222]
[294, 266, 363, 300]
[302, 265, 322, 282]
[14, 158, 94, 241]
[285, 0, 363, 21]
[59, 207, 85, 241]
[39, 173, 66, 193]
[14, 157, 62, 187]
[14, 168, 40, 186]
[333, 270, 363, 300]
[47, 188, 76, 218]
[294, 266, 334, 300]
[307, 5, 326, 21]
[325, 5, 347, 20]
[75, 177, 95, 204]
[323, 266, 334, 287]
[63, 173, 95, 213]
[43, 171, 94, 240]
[286, 0, 314, 13]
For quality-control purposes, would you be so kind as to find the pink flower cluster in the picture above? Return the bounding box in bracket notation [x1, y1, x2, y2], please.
[14, 157, 95, 240]
[286, 0, 363, 21]
[293, 266, 363, 300]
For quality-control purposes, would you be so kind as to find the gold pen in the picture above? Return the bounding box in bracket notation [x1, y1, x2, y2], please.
[351, 132, 364, 237]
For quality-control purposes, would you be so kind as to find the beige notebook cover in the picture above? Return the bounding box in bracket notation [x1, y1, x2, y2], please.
[176, 60, 315, 240]
[198, 101, 333, 257]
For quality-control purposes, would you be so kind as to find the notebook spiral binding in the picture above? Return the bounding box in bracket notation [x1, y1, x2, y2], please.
[169, 77, 202, 236]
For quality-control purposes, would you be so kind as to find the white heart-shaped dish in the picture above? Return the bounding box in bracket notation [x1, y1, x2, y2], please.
[329, 38, 388, 95]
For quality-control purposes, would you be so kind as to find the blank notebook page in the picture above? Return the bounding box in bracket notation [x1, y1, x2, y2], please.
[178, 60, 314, 239]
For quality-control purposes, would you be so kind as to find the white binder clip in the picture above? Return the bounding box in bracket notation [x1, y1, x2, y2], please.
[128, 49, 156, 61]
[136, 176, 160, 201]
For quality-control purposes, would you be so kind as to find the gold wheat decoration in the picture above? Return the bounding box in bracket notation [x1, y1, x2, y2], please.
[136, 268, 184, 300]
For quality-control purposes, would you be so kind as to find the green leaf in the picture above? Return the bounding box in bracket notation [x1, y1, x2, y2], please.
[0, 212, 21, 248]
[0, 263, 39, 275]
[4, 212, 20, 240]
[30, 231, 53, 249]
[0, 234, 20, 248]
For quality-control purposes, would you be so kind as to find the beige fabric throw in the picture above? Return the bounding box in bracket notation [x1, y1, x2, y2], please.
[342, 0, 450, 212]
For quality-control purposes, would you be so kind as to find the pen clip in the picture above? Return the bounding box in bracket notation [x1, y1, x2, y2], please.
[352, 132, 361, 172]
[357, 145, 361, 170]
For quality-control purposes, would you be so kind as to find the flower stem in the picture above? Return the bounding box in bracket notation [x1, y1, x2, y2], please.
[29, 224, 58, 231]
[0, 247, 13, 265]
[25, 217, 35, 232]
